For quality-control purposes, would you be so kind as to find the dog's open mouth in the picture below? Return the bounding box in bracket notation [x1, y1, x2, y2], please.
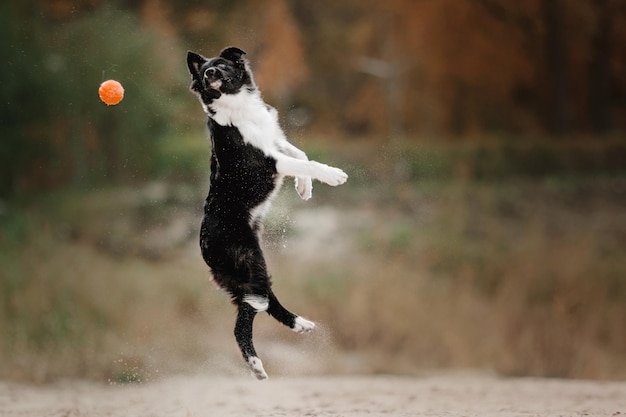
[209, 79, 222, 90]
[204, 67, 227, 91]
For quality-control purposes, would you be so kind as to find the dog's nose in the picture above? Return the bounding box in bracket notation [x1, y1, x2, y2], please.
[205, 67, 217, 78]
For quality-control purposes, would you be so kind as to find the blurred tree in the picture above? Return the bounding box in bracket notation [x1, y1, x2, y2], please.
[475, 0, 626, 136]
[290, 0, 626, 138]
[253, 0, 309, 111]
[588, 0, 615, 134]
[540, 0, 569, 135]
[1, 2, 58, 196]
[2, 0, 625, 199]
[51, 6, 184, 185]
[0, 2, 185, 197]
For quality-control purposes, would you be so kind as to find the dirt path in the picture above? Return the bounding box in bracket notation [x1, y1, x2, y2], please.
[1, 374, 624, 417]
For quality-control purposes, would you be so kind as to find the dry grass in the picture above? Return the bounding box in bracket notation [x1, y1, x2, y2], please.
[1, 140, 625, 382]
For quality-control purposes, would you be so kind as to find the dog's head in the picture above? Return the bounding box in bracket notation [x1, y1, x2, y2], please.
[187, 47, 254, 104]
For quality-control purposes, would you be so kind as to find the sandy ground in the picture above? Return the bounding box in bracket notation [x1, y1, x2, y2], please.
[1, 373, 624, 417]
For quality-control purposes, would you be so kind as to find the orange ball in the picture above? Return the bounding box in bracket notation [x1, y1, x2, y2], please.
[98, 79, 124, 106]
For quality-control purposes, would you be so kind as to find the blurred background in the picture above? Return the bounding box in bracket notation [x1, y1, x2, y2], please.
[1, 0, 625, 383]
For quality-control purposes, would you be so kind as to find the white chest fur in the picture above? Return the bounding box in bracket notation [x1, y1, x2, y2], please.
[209, 90, 282, 155]
[209, 90, 286, 228]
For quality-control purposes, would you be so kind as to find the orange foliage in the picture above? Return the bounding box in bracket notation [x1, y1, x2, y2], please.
[40, 0, 626, 137]
[252, 0, 309, 100]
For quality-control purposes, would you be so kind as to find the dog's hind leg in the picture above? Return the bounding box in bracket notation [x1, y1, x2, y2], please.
[267, 290, 316, 333]
[234, 301, 268, 380]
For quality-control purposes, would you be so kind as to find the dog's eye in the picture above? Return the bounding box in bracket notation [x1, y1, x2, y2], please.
[217, 63, 227, 69]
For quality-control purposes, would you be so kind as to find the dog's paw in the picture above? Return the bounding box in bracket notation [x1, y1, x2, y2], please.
[317, 165, 348, 187]
[295, 176, 313, 200]
[292, 316, 316, 333]
[248, 356, 268, 380]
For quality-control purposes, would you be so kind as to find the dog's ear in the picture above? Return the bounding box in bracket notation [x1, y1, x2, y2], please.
[219, 46, 246, 64]
[187, 51, 207, 80]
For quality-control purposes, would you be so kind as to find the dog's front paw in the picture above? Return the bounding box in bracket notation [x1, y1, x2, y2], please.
[295, 176, 313, 200]
[292, 316, 316, 333]
[318, 165, 348, 186]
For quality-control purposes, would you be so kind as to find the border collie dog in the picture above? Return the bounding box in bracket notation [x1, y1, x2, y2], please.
[187, 47, 347, 379]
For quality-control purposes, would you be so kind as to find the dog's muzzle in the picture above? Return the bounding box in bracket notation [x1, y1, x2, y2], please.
[204, 67, 231, 90]
[205, 67, 219, 78]
[204, 67, 224, 90]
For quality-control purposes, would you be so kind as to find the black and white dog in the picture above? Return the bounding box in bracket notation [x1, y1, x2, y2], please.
[187, 47, 347, 379]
